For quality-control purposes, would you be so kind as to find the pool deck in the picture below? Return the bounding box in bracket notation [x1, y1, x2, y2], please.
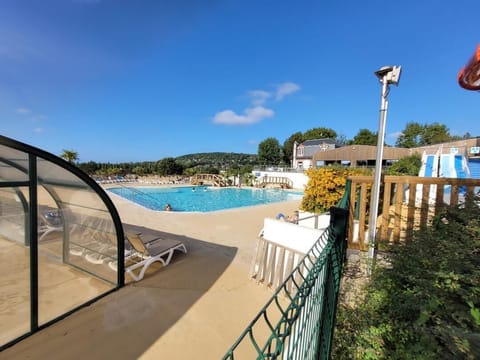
[2, 186, 301, 359]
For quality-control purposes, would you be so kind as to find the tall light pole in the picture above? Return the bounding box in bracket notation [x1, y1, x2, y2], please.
[368, 65, 402, 267]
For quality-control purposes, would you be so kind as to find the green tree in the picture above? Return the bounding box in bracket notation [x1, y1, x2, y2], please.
[202, 166, 219, 174]
[156, 157, 183, 176]
[335, 133, 349, 146]
[183, 167, 198, 176]
[239, 164, 253, 175]
[350, 128, 378, 145]
[397, 122, 455, 148]
[282, 132, 304, 165]
[396, 122, 424, 148]
[77, 160, 97, 174]
[303, 127, 337, 140]
[420, 122, 452, 145]
[131, 166, 146, 176]
[258, 137, 282, 165]
[385, 154, 422, 176]
[60, 149, 79, 164]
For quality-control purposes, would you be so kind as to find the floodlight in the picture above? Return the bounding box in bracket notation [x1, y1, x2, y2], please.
[374, 66, 394, 78]
[374, 65, 402, 86]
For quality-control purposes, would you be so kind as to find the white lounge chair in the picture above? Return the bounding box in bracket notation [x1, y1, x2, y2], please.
[119, 231, 187, 281]
[38, 209, 63, 241]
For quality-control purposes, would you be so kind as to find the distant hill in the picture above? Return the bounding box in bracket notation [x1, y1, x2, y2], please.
[175, 152, 257, 168]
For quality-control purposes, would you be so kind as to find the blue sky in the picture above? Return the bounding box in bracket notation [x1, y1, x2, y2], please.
[1, 0, 478, 162]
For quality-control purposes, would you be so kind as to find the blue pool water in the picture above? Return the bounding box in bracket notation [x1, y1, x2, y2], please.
[108, 186, 303, 212]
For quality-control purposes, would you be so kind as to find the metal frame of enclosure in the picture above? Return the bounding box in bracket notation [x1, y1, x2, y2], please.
[0, 135, 124, 349]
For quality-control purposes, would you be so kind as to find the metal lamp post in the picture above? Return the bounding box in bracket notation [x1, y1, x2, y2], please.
[368, 65, 402, 267]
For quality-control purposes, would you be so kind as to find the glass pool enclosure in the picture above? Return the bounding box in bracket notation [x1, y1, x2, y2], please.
[0, 135, 125, 349]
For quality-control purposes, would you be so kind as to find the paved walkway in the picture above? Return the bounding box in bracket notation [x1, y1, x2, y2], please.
[2, 198, 300, 359]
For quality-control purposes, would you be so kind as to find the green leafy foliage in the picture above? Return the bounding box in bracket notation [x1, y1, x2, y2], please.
[60, 149, 79, 164]
[385, 154, 422, 176]
[303, 127, 337, 140]
[78, 152, 257, 176]
[282, 131, 304, 164]
[175, 152, 257, 168]
[395, 122, 424, 148]
[333, 194, 480, 359]
[258, 137, 282, 165]
[396, 122, 456, 148]
[350, 128, 378, 145]
[156, 157, 184, 175]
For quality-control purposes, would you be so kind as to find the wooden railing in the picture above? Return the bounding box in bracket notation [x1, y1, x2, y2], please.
[256, 175, 293, 189]
[190, 174, 226, 187]
[348, 175, 480, 250]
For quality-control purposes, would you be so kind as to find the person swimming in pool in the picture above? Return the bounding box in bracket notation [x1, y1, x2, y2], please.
[165, 203, 172, 211]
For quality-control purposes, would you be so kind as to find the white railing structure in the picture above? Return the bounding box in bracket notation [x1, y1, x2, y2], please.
[250, 218, 327, 291]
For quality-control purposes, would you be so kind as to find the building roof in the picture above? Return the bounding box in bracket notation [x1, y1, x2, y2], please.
[312, 145, 414, 163]
[311, 138, 480, 165]
[301, 138, 338, 147]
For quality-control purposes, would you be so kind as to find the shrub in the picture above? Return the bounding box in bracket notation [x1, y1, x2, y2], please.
[301, 166, 371, 213]
[385, 154, 422, 176]
[332, 194, 480, 359]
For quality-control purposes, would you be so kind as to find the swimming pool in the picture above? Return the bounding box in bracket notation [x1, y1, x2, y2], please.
[108, 186, 303, 212]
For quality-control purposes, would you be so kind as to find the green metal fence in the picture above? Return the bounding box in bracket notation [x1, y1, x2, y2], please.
[222, 180, 351, 359]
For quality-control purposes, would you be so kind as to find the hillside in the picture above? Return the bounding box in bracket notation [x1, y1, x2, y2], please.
[175, 152, 257, 168]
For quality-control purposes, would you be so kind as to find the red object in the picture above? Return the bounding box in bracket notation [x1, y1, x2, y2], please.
[458, 44, 480, 91]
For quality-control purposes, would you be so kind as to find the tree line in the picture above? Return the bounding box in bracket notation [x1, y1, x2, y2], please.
[64, 121, 472, 176]
[74, 153, 257, 178]
[257, 122, 472, 165]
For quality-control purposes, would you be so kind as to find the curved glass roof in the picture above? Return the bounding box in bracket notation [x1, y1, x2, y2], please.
[0, 135, 124, 349]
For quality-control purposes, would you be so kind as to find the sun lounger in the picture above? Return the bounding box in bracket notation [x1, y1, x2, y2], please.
[38, 209, 63, 241]
[67, 225, 117, 262]
[68, 221, 187, 280]
[119, 231, 187, 281]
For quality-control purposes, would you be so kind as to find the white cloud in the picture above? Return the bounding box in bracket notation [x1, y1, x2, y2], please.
[212, 82, 299, 126]
[213, 106, 274, 125]
[17, 108, 31, 114]
[275, 82, 300, 101]
[16, 108, 47, 122]
[33, 127, 44, 133]
[248, 139, 258, 145]
[248, 90, 271, 106]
